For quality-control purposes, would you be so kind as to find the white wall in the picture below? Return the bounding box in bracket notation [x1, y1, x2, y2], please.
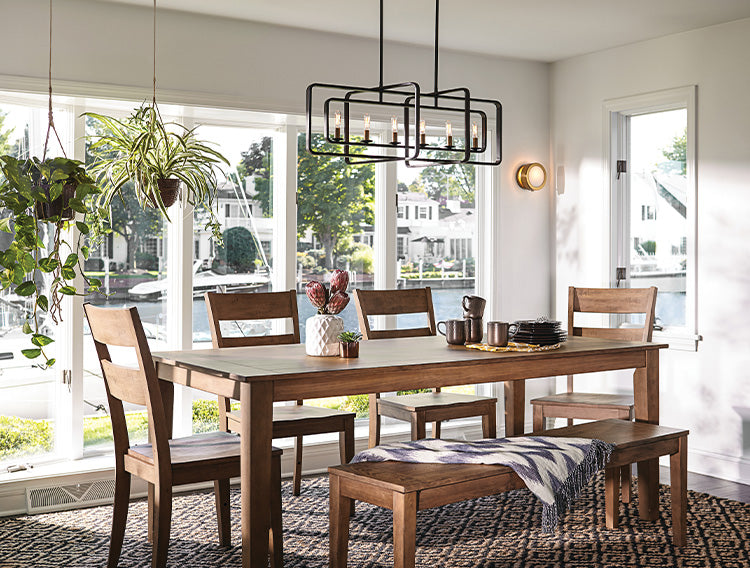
[0, 0, 552, 423]
[551, 18, 750, 483]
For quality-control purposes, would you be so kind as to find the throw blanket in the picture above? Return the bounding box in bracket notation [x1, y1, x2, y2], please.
[351, 437, 614, 532]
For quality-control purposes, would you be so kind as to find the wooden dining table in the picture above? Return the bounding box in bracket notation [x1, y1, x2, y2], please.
[152, 335, 666, 567]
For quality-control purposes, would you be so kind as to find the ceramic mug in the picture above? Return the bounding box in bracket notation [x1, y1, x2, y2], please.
[462, 295, 486, 318]
[437, 319, 466, 345]
[463, 317, 484, 343]
[486, 321, 510, 347]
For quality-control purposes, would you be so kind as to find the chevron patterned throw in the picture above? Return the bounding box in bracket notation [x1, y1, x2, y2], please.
[351, 437, 615, 532]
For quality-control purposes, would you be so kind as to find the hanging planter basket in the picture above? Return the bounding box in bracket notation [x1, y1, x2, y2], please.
[156, 178, 180, 208]
[34, 182, 77, 221]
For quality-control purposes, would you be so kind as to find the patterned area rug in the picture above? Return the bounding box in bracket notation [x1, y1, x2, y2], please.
[1, 473, 748, 567]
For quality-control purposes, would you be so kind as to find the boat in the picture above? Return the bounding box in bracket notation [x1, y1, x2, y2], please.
[128, 261, 270, 301]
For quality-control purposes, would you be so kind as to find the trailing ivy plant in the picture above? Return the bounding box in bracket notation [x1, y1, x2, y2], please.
[0, 155, 105, 367]
[86, 104, 229, 241]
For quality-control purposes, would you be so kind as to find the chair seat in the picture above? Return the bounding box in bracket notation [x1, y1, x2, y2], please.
[125, 431, 282, 485]
[530, 392, 634, 410]
[226, 404, 355, 438]
[378, 392, 496, 413]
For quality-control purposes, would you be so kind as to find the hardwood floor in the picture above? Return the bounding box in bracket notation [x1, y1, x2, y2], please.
[658, 466, 750, 504]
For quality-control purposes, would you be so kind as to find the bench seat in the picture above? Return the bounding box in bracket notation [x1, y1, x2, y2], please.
[329, 418, 688, 568]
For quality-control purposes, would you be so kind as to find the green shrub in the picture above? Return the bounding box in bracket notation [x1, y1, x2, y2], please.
[83, 412, 149, 447]
[135, 251, 159, 271]
[192, 399, 240, 433]
[339, 394, 370, 418]
[350, 244, 373, 274]
[0, 415, 53, 459]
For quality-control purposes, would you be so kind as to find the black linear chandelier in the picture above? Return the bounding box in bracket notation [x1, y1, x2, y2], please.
[305, 0, 502, 167]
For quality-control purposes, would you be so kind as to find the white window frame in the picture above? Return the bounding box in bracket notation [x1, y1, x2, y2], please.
[604, 86, 699, 351]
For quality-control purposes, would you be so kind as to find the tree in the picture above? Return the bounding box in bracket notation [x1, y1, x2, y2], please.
[416, 162, 476, 205]
[218, 226, 258, 273]
[296, 134, 374, 270]
[0, 111, 14, 155]
[661, 127, 687, 175]
[237, 136, 272, 217]
[107, 182, 161, 269]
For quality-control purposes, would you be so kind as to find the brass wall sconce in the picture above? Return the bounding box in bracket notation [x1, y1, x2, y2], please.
[516, 162, 547, 191]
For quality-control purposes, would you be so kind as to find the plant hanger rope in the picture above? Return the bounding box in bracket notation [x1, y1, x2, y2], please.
[42, 0, 66, 161]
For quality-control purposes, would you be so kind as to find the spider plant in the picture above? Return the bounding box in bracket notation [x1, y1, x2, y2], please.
[86, 104, 229, 240]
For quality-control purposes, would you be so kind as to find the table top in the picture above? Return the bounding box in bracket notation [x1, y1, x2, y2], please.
[153, 335, 666, 386]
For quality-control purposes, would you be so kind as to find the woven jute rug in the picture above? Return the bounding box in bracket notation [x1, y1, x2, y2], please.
[0, 473, 747, 567]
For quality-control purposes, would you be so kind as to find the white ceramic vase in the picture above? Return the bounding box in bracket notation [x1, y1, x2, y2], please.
[305, 314, 344, 357]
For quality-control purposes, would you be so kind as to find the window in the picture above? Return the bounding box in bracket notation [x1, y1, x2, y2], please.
[0, 97, 72, 467]
[607, 86, 697, 348]
[397, 206, 404, 219]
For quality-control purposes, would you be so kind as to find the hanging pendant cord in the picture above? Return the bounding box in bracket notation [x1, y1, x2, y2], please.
[153, 0, 157, 107]
[378, 0, 384, 102]
[433, 0, 439, 105]
[42, 0, 65, 160]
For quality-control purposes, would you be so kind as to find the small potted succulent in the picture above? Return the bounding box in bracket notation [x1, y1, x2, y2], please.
[337, 331, 362, 358]
[304, 269, 350, 356]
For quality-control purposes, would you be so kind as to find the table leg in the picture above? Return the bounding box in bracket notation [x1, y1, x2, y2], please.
[503, 380, 526, 436]
[240, 380, 274, 568]
[633, 349, 660, 521]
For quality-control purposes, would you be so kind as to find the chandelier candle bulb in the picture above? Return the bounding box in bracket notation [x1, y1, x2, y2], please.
[391, 116, 398, 144]
[420, 119, 426, 145]
[445, 121, 453, 147]
[334, 111, 341, 140]
[472, 122, 479, 149]
[363, 113, 371, 142]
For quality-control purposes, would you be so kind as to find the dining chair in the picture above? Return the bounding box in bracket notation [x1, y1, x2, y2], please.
[352, 287, 497, 448]
[84, 303, 283, 568]
[204, 290, 356, 496]
[529, 285, 657, 501]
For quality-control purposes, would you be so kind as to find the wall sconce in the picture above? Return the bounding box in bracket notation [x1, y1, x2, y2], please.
[516, 162, 547, 191]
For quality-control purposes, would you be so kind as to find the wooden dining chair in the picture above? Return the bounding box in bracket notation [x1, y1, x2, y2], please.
[204, 290, 356, 496]
[529, 285, 657, 501]
[84, 303, 283, 568]
[353, 287, 497, 448]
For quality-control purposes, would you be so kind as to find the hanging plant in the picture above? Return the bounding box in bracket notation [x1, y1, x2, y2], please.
[85, 104, 229, 241]
[0, 0, 105, 367]
[85, 0, 229, 241]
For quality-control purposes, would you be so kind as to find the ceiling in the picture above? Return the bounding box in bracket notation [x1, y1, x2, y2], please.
[99, 0, 750, 62]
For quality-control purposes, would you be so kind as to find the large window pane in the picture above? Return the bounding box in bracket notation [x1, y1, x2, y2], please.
[82, 108, 167, 452]
[629, 109, 687, 328]
[0, 98, 72, 466]
[296, 132, 375, 416]
[189, 124, 277, 432]
[396, 156, 477, 325]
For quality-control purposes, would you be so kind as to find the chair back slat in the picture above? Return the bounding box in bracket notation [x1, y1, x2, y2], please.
[568, 286, 658, 343]
[101, 360, 149, 406]
[353, 288, 436, 340]
[204, 290, 300, 348]
[572, 326, 646, 342]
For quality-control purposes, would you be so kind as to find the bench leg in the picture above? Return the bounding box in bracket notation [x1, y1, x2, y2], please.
[637, 459, 660, 521]
[604, 467, 620, 529]
[670, 436, 688, 547]
[393, 492, 417, 568]
[329, 475, 351, 568]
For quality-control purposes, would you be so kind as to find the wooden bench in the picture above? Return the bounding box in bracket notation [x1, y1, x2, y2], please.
[329, 419, 688, 568]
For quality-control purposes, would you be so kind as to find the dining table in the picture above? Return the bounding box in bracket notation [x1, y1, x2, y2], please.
[152, 335, 666, 567]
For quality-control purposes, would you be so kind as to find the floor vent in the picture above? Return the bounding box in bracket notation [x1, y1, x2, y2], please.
[26, 479, 116, 514]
